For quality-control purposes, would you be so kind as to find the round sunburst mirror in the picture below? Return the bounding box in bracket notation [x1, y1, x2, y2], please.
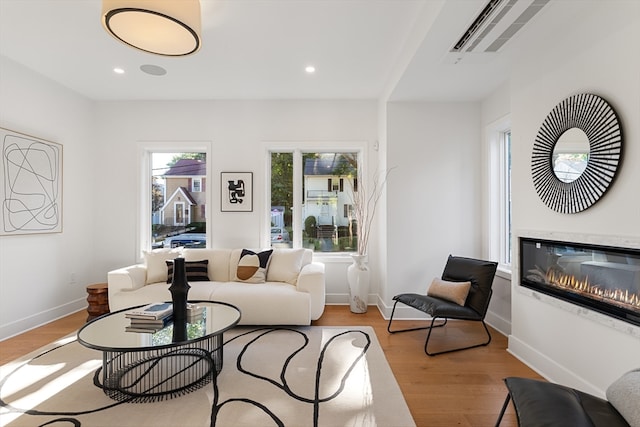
[531, 93, 623, 214]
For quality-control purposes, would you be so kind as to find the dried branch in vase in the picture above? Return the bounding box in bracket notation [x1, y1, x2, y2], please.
[348, 168, 394, 256]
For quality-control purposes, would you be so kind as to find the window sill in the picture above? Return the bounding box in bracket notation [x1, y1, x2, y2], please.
[311, 252, 356, 263]
[496, 265, 511, 281]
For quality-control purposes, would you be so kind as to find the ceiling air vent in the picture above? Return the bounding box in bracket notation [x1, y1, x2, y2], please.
[451, 0, 549, 54]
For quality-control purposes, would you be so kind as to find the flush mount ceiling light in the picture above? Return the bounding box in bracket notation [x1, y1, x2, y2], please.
[102, 0, 201, 56]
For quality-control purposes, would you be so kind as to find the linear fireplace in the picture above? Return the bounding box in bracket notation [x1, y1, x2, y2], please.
[519, 237, 640, 327]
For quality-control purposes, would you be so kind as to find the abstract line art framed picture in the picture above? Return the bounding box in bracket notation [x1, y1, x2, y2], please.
[221, 172, 252, 212]
[1, 127, 63, 235]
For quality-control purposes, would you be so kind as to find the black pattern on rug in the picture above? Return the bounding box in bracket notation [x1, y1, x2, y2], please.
[0, 339, 128, 425]
[211, 328, 371, 426]
[0, 327, 373, 427]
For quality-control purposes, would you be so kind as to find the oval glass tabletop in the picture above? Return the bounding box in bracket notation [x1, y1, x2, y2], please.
[78, 301, 241, 351]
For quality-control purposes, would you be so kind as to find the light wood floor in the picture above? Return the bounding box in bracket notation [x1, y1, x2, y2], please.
[0, 305, 541, 426]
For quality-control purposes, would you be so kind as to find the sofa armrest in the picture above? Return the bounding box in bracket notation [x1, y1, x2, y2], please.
[296, 262, 325, 320]
[107, 264, 147, 304]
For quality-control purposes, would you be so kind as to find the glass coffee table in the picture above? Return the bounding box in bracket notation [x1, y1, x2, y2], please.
[78, 301, 241, 402]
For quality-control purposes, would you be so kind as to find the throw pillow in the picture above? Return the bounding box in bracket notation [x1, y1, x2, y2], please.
[166, 259, 210, 283]
[266, 248, 306, 285]
[606, 368, 640, 427]
[143, 248, 182, 284]
[427, 277, 472, 306]
[235, 249, 273, 283]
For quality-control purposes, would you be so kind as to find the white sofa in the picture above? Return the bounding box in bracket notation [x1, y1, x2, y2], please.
[107, 247, 325, 325]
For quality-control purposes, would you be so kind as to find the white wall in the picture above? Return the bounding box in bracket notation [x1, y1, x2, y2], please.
[382, 102, 482, 317]
[92, 100, 379, 302]
[0, 57, 97, 339]
[508, 2, 640, 396]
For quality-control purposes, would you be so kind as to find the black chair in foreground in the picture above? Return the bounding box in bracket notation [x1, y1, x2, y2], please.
[387, 255, 498, 356]
[494, 371, 640, 427]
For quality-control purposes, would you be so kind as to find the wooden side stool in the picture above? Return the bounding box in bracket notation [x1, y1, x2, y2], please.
[86, 283, 110, 322]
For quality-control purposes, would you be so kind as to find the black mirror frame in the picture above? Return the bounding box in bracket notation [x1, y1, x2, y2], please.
[531, 93, 623, 214]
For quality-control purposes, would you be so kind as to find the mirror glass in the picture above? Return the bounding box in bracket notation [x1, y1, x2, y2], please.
[552, 128, 590, 183]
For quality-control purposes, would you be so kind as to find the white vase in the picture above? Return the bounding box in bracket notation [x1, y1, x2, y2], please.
[347, 254, 370, 313]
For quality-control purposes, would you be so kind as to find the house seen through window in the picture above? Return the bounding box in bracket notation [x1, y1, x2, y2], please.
[270, 151, 359, 253]
[151, 152, 207, 249]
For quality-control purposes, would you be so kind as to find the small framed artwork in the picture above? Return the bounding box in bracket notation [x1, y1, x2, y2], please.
[1, 127, 63, 235]
[221, 172, 253, 212]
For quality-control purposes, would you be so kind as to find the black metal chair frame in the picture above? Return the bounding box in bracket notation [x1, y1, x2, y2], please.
[387, 290, 493, 356]
[387, 255, 497, 356]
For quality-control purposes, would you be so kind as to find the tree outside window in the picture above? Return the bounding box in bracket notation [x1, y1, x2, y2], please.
[270, 151, 358, 253]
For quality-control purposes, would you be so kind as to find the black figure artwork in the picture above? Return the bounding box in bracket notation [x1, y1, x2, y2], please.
[227, 180, 245, 204]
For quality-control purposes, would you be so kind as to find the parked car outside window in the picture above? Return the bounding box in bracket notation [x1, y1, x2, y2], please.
[163, 233, 207, 248]
[271, 227, 290, 243]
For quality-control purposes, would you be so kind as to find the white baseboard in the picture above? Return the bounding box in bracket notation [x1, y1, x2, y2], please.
[0, 298, 86, 341]
[325, 293, 349, 305]
[329, 295, 512, 342]
[507, 334, 605, 397]
[374, 295, 431, 321]
[485, 310, 511, 336]
[326, 292, 381, 306]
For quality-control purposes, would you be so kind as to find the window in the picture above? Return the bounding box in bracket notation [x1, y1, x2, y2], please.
[270, 150, 359, 253]
[486, 117, 512, 269]
[192, 178, 202, 192]
[344, 204, 354, 218]
[141, 149, 208, 251]
[501, 131, 512, 265]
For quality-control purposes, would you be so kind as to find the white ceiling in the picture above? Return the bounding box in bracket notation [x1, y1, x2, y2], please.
[0, 0, 556, 102]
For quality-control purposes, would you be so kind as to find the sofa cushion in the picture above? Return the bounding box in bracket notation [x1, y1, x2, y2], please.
[183, 248, 232, 281]
[166, 259, 210, 283]
[606, 368, 640, 427]
[427, 277, 471, 306]
[234, 249, 273, 283]
[267, 248, 306, 285]
[143, 247, 182, 284]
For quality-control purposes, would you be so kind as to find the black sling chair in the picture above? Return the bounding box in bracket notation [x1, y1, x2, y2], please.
[387, 255, 498, 356]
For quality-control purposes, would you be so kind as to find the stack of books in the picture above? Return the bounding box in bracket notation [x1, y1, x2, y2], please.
[125, 302, 173, 333]
[186, 303, 205, 323]
[124, 303, 206, 333]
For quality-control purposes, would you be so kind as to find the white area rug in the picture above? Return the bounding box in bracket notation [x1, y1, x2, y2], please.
[1, 326, 415, 426]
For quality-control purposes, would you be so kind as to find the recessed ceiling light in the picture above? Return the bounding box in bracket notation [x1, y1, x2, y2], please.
[305, 65, 316, 74]
[140, 64, 167, 76]
[113, 67, 125, 74]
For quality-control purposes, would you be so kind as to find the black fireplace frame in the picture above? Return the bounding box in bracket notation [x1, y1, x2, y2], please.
[519, 237, 640, 327]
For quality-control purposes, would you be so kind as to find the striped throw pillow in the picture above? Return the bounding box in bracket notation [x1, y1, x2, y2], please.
[166, 260, 210, 283]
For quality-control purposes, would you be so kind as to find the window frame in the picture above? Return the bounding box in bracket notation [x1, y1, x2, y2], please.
[138, 142, 212, 257]
[264, 142, 367, 258]
[485, 116, 512, 273]
[192, 177, 202, 192]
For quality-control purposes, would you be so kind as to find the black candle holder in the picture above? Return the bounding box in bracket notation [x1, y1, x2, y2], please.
[168, 257, 190, 325]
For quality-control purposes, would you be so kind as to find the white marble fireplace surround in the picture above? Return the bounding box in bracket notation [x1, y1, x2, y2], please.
[510, 230, 640, 397]
[514, 230, 640, 339]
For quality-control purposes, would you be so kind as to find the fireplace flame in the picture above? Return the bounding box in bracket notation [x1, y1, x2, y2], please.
[545, 269, 640, 310]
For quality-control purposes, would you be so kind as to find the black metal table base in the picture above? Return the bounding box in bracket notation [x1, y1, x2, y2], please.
[96, 333, 222, 402]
